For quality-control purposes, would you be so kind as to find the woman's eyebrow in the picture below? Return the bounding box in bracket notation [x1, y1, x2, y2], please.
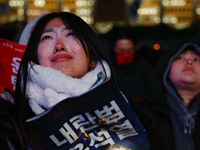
[42, 28, 54, 34]
[42, 27, 72, 33]
[62, 27, 72, 31]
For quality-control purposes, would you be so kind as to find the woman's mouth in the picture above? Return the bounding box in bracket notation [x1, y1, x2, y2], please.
[52, 54, 72, 62]
[183, 67, 194, 72]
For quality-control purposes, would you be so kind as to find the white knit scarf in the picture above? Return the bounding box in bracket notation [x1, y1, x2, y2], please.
[26, 60, 111, 115]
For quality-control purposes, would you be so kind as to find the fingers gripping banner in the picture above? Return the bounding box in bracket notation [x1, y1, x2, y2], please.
[0, 38, 26, 103]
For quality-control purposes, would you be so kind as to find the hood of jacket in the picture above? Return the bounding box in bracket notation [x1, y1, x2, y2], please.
[18, 13, 48, 45]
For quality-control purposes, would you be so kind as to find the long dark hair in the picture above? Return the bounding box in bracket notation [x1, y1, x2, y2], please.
[15, 12, 116, 149]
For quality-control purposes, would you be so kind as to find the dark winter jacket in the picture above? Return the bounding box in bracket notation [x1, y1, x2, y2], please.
[132, 42, 200, 150]
[0, 99, 23, 150]
[110, 51, 153, 102]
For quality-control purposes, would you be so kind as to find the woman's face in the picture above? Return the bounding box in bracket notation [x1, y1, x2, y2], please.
[37, 17, 89, 78]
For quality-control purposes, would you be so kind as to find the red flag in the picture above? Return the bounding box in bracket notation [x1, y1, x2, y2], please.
[0, 38, 26, 103]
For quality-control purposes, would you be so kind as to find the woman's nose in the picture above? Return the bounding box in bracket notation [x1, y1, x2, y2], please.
[54, 39, 67, 53]
[186, 58, 192, 65]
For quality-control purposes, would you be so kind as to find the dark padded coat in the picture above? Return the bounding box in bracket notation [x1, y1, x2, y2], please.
[109, 49, 153, 102]
[0, 99, 23, 150]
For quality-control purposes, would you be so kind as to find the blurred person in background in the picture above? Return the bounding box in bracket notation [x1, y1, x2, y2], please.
[132, 42, 200, 150]
[109, 27, 153, 103]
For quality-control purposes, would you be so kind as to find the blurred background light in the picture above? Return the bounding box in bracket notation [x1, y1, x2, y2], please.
[153, 43, 160, 50]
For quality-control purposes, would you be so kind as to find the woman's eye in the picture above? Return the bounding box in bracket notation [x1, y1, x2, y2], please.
[41, 36, 52, 41]
[177, 56, 184, 60]
[67, 32, 74, 37]
[194, 58, 200, 62]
